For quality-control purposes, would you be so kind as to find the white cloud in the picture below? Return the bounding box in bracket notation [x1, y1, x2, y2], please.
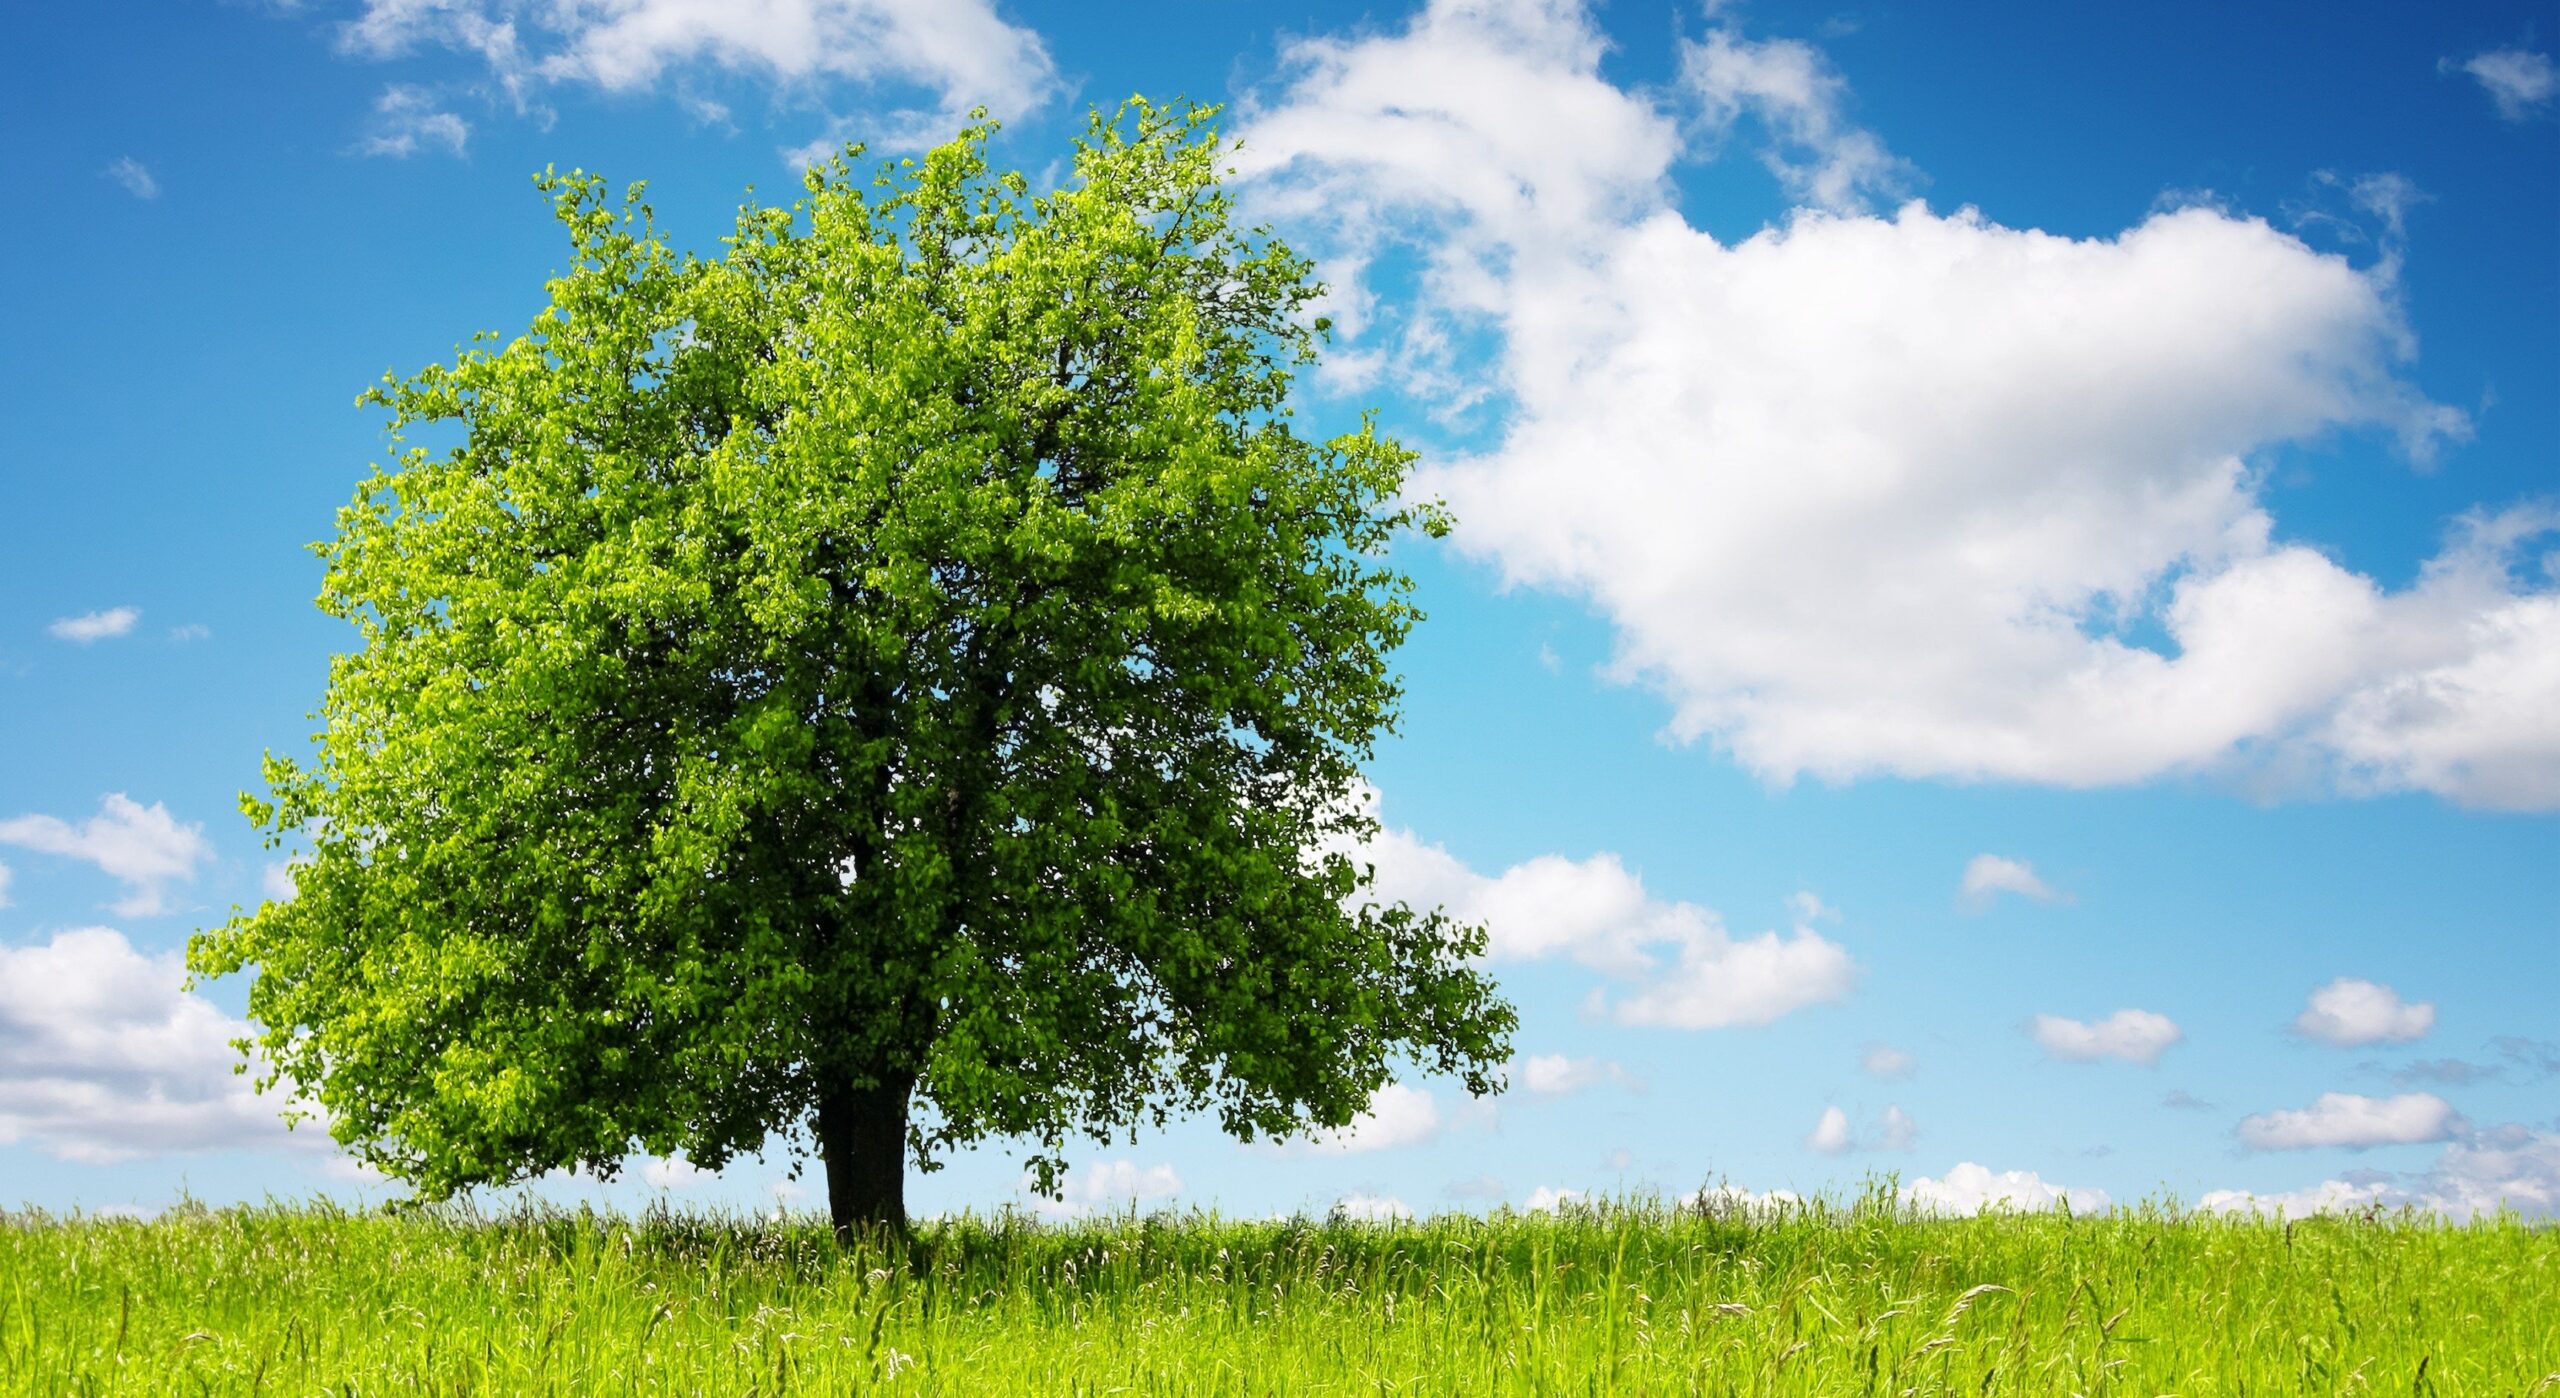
[1355, 796, 1855, 1030]
[336, 0, 1057, 142]
[1296, 1082, 1443, 1154]
[1517, 1053, 1623, 1096]
[2421, 1125, 2560, 1216]
[0, 863, 11, 910]
[642, 1154, 711, 1188]
[261, 862, 300, 902]
[1331, 1191, 1412, 1222]
[47, 607, 140, 643]
[102, 158, 158, 200]
[1609, 916, 1859, 1030]
[0, 927, 308, 1163]
[2237, 1091, 2458, 1151]
[2030, 1009, 2182, 1066]
[1806, 1102, 1913, 1154]
[2292, 977, 2434, 1047]
[2194, 1178, 2394, 1217]
[2450, 47, 2557, 122]
[2203, 1124, 2560, 1220]
[1860, 1044, 1912, 1078]
[1067, 1158, 1183, 1208]
[1681, 25, 1907, 212]
[1902, 1163, 2111, 1214]
[0, 794, 211, 917]
[1523, 1185, 1584, 1212]
[360, 84, 470, 158]
[1246, 0, 2558, 811]
[1239, 0, 1673, 260]
[168, 623, 212, 643]
[1028, 1157, 1185, 1220]
[1960, 854, 2057, 908]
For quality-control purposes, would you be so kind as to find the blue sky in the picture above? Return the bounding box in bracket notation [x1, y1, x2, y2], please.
[2, 0, 2553, 1221]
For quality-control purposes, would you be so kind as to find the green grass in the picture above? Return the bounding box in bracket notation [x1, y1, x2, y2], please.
[2, 1195, 2553, 1394]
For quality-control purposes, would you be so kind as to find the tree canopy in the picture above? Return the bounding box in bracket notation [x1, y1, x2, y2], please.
[190, 100, 1515, 1233]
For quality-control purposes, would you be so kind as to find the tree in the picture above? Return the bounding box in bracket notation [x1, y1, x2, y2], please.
[190, 100, 1515, 1236]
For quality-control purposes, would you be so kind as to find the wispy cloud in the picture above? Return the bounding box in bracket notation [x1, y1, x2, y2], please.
[1960, 854, 2058, 909]
[47, 607, 140, 644]
[317, 0, 1057, 160]
[1681, 22, 1911, 212]
[360, 84, 469, 159]
[102, 157, 158, 199]
[2446, 47, 2556, 122]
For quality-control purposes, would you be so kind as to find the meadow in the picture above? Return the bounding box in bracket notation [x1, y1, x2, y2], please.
[2, 1193, 2553, 1395]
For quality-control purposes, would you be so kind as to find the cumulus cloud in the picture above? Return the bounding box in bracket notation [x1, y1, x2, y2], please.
[1243, 0, 2558, 810]
[2203, 1124, 2560, 1220]
[1877, 1104, 1918, 1152]
[2292, 977, 2434, 1047]
[1523, 1185, 1585, 1211]
[0, 794, 211, 917]
[1293, 1082, 1444, 1154]
[1517, 1053, 1625, 1096]
[1805, 1104, 1852, 1154]
[47, 607, 140, 643]
[0, 928, 309, 1163]
[1355, 793, 1855, 1030]
[1959, 855, 2057, 908]
[102, 158, 158, 200]
[2030, 1009, 2182, 1066]
[332, 0, 1057, 147]
[2448, 47, 2557, 122]
[1902, 1163, 2110, 1214]
[2237, 1091, 2459, 1151]
[359, 84, 470, 158]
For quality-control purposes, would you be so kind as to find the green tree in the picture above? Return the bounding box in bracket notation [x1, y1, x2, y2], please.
[191, 101, 1514, 1236]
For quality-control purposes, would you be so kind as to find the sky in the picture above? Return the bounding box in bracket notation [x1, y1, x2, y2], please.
[1, 0, 2554, 1223]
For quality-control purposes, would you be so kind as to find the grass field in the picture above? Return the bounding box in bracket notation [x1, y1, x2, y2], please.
[3, 1194, 2553, 1394]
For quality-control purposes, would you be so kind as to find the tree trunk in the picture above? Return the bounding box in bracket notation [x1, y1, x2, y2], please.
[816, 1075, 912, 1240]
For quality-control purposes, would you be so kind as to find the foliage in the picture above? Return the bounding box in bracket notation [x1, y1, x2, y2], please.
[3, 1198, 2553, 1393]
[187, 99, 1513, 1221]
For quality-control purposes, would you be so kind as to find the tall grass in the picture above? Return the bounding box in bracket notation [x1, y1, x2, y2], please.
[2, 1193, 2552, 1394]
